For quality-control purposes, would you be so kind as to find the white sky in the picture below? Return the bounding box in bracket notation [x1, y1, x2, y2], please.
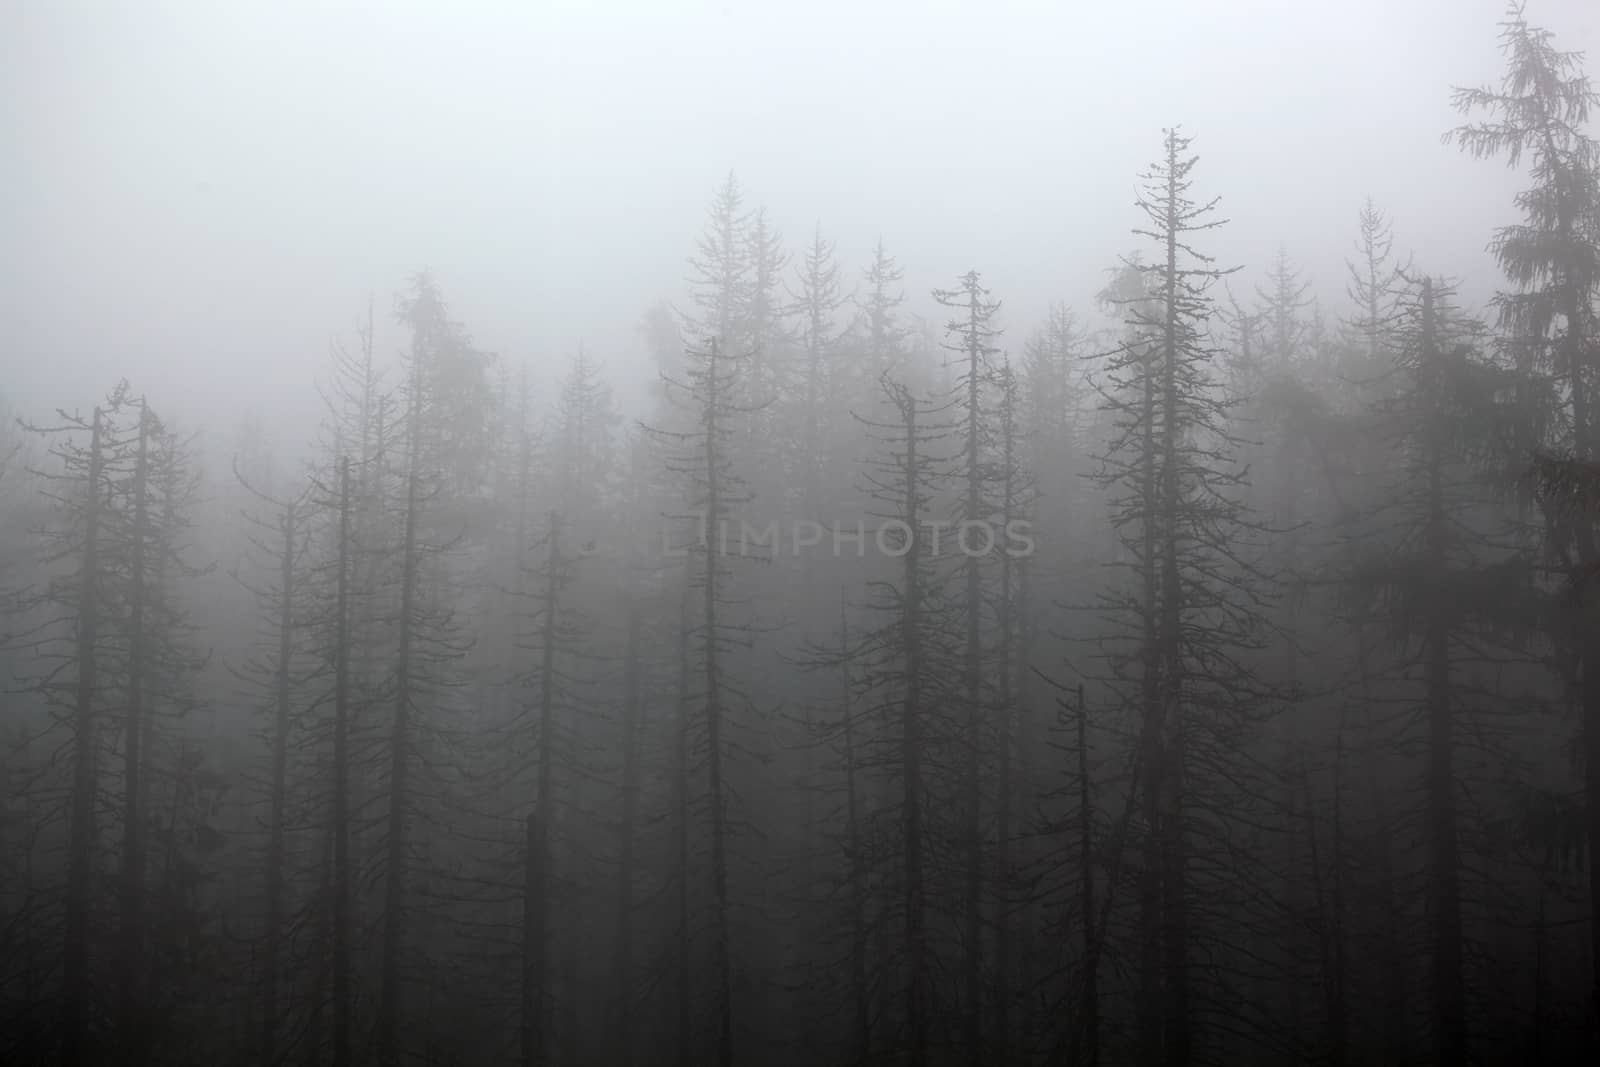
[5, 0, 1598, 443]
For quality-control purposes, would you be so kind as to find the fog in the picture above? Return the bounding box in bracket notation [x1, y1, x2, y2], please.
[11, 0, 1594, 429]
[7, 2, 1600, 1065]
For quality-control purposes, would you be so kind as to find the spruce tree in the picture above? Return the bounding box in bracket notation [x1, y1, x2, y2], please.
[1088, 128, 1276, 1067]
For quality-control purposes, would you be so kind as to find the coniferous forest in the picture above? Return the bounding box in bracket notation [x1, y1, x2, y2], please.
[7, 3, 1600, 1065]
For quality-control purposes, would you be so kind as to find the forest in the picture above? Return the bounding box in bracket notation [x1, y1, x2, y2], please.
[4, 3, 1600, 1066]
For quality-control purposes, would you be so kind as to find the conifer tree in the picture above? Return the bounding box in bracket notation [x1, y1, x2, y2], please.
[684, 174, 752, 359]
[1343, 272, 1533, 1062]
[11, 386, 206, 1065]
[644, 330, 763, 1067]
[304, 305, 394, 1067]
[932, 269, 1003, 1062]
[856, 239, 912, 392]
[230, 458, 314, 1067]
[25, 391, 127, 1067]
[375, 275, 491, 1066]
[1255, 248, 1313, 372]
[989, 356, 1034, 1063]
[1344, 199, 1407, 377]
[791, 224, 849, 525]
[1450, 5, 1600, 1039]
[847, 376, 959, 1066]
[1089, 128, 1276, 1067]
[743, 207, 793, 428]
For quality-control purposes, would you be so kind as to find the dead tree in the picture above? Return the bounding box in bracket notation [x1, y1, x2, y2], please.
[932, 269, 1002, 1064]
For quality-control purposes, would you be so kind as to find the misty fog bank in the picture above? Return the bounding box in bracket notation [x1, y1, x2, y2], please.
[6, 3, 1600, 1067]
[8, 0, 1595, 440]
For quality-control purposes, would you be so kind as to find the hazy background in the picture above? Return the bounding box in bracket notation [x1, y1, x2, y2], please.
[7, 0, 1597, 443]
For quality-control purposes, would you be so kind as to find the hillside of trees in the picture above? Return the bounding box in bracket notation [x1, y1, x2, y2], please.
[5, 6, 1600, 1066]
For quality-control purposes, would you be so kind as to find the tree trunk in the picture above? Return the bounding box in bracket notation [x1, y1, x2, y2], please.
[262, 501, 298, 1066]
[898, 390, 929, 1067]
[61, 407, 104, 1067]
[839, 609, 870, 1064]
[1156, 151, 1191, 1067]
[119, 401, 152, 1066]
[377, 372, 424, 1067]
[961, 291, 985, 1067]
[1077, 683, 1099, 1067]
[674, 588, 693, 1067]
[522, 813, 544, 1067]
[331, 459, 354, 1067]
[703, 339, 734, 1067]
[1421, 279, 1467, 1065]
[993, 368, 1019, 1065]
[614, 599, 641, 1067]
[1572, 304, 1600, 1049]
[525, 513, 562, 1067]
[1137, 315, 1165, 1067]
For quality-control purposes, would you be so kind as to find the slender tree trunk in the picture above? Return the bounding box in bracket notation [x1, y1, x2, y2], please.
[1284, 768, 1306, 1054]
[1157, 554, 1189, 1067]
[1326, 727, 1349, 1067]
[377, 365, 426, 1067]
[671, 584, 694, 1067]
[331, 459, 354, 1067]
[352, 374, 387, 972]
[62, 407, 105, 1067]
[1425, 551, 1466, 1066]
[262, 501, 298, 1067]
[961, 297, 985, 1067]
[1312, 735, 1350, 1067]
[1421, 280, 1467, 1065]
[1157, 156, 1191, 1067]
[702, 339, 734, 1067]
[898, 392, 929, 1067]
[1568, 278, 1600, 1054]
[1077, 683, 1099, 1067]
[302, 823, 331, 1067]
[1354, 631, 1405, 1066]
[525, 513, 563, 1067]
[1137, 326, 1165, 1067]
[560, 846, 581, 1061]
[614, 599, 641, 1067]
[993, 370, 1019, 1064]
[839, 609, 870, 1064]
[522, 813, 543, 1067]
[119, 402, 152, 1066]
